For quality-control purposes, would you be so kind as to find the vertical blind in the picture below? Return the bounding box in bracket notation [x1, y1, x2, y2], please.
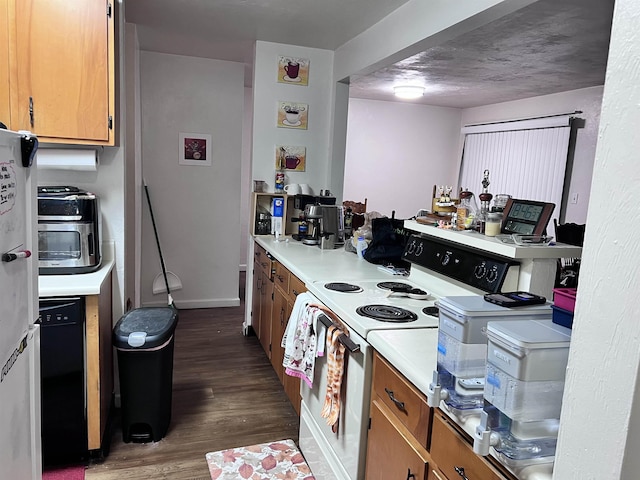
[458, 115, 574, 226]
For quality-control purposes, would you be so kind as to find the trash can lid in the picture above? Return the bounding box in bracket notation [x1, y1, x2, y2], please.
[113, 307, 178, 349]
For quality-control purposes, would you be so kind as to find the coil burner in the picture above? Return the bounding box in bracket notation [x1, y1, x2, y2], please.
[356, 305, 418, 322]
[324, 282, 364, 293]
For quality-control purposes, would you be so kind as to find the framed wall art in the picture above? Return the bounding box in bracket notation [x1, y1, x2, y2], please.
[276, 145, 306, 172]
[179, 132, 212, 166]
[277, 101, 308, 129]
[277, 56, 309, 86]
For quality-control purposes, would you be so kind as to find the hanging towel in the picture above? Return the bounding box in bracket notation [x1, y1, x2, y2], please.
[320, 326, 346, 432]
[282, 292, 320, 388]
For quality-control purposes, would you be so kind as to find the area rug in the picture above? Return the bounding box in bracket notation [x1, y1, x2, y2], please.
[42, 465, 85, 480]
[205, 438, 315, 479]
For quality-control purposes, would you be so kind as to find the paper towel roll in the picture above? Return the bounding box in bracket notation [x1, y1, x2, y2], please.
[37, 149, 98, 171]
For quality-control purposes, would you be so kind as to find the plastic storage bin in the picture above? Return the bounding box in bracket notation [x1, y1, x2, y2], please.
[553, 288, 577, 312]
[551, 304, 574, 329]
[113, 307, 179, 443]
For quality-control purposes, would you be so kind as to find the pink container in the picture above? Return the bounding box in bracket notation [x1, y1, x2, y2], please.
[553, 288, 577, 312]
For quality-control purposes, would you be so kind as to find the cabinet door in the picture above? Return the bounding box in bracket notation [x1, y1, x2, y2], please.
[270, 287, 288, 382]
[366, 399, 429, 480]
[251, 260, 262, 339]
[430, 413, 507, 480]
[12, 0, 114, 144]
[258, 272, 272, 357]
[0, 0, 9, 126]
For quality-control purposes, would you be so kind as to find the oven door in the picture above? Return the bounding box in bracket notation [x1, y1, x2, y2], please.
[298, 296, 373, 480]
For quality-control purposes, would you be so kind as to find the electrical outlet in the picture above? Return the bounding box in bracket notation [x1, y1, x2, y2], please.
[571, 193, 579, 204]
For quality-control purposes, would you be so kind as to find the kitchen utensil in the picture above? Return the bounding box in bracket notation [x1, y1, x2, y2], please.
[284, 183, 301, 194]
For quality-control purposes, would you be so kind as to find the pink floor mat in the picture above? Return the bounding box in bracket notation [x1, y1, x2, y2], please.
[205, 439, 315, 479]
[42, 465, 85, 480]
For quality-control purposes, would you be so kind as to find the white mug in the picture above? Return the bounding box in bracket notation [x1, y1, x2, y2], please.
[300, 183, 312, 195]
[284, 183, 301, 195]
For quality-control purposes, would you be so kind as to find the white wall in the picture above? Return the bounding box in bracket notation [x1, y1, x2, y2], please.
[460, 85, 603, 224]
[239, 87, 253, 271]
[554, 0, 640, 476]
[139, 51, 244, 308]
[343, 98, 461, 218]
[252, 41, 335, 195]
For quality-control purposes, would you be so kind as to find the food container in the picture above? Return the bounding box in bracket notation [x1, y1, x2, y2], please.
[553, 287, 577, 312]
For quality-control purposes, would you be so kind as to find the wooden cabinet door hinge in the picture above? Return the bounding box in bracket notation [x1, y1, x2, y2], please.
[107, 3, 112, 17]
[368, 417, 371, 430]
[108, 115, 113, 129]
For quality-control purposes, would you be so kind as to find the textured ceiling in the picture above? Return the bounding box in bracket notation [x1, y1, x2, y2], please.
[126, 0, 614, 108]
[349, 0, 614, 107]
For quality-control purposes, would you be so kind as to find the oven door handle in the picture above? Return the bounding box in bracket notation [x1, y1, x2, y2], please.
[317, 314, 360, 353]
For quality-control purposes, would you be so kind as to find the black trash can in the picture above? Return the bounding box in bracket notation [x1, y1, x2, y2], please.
[113, 307, 179, 443]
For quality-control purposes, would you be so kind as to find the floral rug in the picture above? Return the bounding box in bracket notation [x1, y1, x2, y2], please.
[205, 439, 315, 479]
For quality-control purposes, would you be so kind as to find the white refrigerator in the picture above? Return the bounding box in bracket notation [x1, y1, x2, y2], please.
[0, 128, 41, 479]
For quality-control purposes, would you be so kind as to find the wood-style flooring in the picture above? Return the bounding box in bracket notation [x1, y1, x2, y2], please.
[86, 273, 299, 480]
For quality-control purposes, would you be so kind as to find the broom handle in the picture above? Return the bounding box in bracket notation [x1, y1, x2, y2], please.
[144, 183, 172, 297]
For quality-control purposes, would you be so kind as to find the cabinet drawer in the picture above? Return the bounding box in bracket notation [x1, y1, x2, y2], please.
[430, 412, 508, 480]
[273, 261, 290, 294]
[288, 274, 306, 301]
[254, 244, 273, 278]
[372, 353, 431, 448]
[366, 399, 429, 480]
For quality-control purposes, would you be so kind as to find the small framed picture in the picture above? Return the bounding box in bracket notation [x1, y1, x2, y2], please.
[276, 145, 306, 172]
[277, 56, 309, 86]
[179, 133, 212, 166]
[277, 101, 308, 129]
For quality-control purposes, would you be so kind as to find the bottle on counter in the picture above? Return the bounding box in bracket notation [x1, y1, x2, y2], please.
[456, 190, 478, 230]
[485, 212, 502, 237]
[356, 236, 367, 260]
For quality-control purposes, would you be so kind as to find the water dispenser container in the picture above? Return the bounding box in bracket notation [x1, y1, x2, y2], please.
[473, 319, 571, 467]
[426, 296, 552, 413]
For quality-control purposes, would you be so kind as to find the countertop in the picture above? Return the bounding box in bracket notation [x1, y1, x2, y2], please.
[256, 234, 554, 480]
[38, 241, 115, 297]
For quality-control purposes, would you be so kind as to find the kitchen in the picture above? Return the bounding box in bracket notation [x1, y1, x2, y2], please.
[1, 0, 638, 479]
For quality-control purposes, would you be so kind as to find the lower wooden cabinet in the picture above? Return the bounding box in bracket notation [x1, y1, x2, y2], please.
[366, 399, 430, 479]
[430, 411, 514, 480]
[250, 242, 303, 415]
[366, 352, 434, 479]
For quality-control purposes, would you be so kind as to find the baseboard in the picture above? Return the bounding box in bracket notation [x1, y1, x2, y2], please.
[142, 297, 241, 309]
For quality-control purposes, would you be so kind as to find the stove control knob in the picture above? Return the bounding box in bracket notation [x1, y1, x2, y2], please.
[474, 264, 487, 279]
[486, 268, 499, 283]
[415, 243, 424, 257]
[441, 252, 451, 266]
[407, 241, 417, 255]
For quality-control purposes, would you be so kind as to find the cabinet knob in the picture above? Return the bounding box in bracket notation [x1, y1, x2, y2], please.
[454, 466, 470, 480]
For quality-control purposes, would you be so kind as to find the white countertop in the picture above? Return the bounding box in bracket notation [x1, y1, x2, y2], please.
[405, 220, 582, 260]
[38, 241, 115, 297]
[368, 329, 439, 394]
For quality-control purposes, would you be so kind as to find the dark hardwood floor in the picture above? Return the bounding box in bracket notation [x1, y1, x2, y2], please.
[86, 272, 299, 480]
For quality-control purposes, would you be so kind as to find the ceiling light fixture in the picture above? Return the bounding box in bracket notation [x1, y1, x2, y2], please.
[393, 85, 425, 99]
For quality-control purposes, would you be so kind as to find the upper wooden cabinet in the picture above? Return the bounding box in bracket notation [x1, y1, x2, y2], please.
[6, 0, 116, 145]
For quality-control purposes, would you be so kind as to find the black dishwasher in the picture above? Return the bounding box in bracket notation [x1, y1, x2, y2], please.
[38, 297, 87, 465]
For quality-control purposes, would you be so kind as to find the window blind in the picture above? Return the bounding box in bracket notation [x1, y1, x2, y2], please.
[458, 115, 574, 226]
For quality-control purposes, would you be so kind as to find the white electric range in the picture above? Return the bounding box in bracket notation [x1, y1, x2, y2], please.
[299, 233, 524, 480]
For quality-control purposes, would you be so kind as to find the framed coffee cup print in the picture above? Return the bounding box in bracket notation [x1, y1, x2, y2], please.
[276, 145, 306, 172]
[277, 101, 308, 129]
[277, 56, 309, 86]
[179, 133, 212, 166]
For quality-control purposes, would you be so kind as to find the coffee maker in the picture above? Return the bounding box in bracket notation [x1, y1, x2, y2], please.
[318, 205, 344, 249]
[301, 204, 323, 245]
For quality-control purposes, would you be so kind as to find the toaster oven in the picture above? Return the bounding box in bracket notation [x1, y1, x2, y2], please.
[37, 186, 101, 275]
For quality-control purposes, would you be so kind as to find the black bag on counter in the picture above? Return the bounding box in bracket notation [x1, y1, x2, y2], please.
[363, 216, 411, 267]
